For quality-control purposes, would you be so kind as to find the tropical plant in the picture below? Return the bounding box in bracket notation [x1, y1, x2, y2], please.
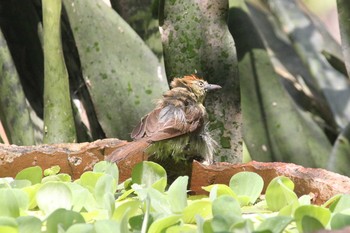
[0, 161, 349, 232]
[0, 0, 349, 174]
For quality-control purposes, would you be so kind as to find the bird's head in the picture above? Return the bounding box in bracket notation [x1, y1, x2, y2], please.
[170, 74, 221, 103]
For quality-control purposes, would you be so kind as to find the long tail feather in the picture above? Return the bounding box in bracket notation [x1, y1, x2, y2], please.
[106, 139, 150, 162]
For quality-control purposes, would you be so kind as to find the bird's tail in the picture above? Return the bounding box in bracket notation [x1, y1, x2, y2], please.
[106, 139, 150, 163]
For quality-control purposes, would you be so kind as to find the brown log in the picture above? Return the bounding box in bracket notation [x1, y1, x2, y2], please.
[190, 161, 350, 205]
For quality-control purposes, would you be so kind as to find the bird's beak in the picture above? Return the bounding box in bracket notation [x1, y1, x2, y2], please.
[204, 83, 222, 91]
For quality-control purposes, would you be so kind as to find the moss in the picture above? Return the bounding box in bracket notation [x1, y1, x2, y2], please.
[145, 89, 152, 95]
[127, 82, 133, 93]
[220, 136, 231, 149]
[99, 73, 108, 80]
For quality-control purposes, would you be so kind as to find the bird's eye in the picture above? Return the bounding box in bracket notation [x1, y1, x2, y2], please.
[198, 81, 204, 86]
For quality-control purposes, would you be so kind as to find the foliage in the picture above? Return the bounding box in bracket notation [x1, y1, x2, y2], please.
[0, 161, 349, 232]
[0, 0, 350, 168]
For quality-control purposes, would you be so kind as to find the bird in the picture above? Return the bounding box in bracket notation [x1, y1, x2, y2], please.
[106, 74, 221, 164]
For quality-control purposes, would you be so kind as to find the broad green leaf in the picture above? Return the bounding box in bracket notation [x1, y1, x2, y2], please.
[322, 194, 342, 208]
[22, 184, 41, 209]
[330, 194, 350, 213]
[148, 187, 172, 215]
[331, 213, 350, 229]
[278, 194, 310, 216]
[268, 0, 350, 129]
[44, 166, 60, 176]
[327, 124, 350, 176]
[230, 0, 331, 166]
[66, 183, 96, 212]
[230, 219, 254, 232]
[183, 200, 212, 224]
[166, 224, 197, 233]
[16, 216, 41, 233]
[0, 217, 18, 233]
[63, 0, 168, 139]
[337, 0, 350, 77]
[77, 171, 104, 193]
[94, 220, 120, 233]
[129, 214, 145, 232]
[15, 166, 42, 184]
[93, 161, 119, 182]
[0, 28, 35, 146]
[113, 199, 141, 221]
[265, 177, 298, 211]
[94, 174, 117, 212]
[212, 195, 242, 227]
[36, 182, 72, 215]
[66, 223, 94, 233]
[229, 172, 264, 205]
[294, 205, 331, 232]
[46, 209, 85, 233]
[42, 173, 71, 183]
[0, 189, 29, 217]
[301, 216, 325, 233]
[148, 215, 181, 233]
[254, 216, 293, 233]
[9, 180, 31, 189]
[202, 184, 238, 200]
[132, 161, 167, 192]
[167, 176, 188, 213]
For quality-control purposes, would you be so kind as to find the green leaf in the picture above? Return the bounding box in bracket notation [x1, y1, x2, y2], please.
[148, 215, 181, 233]
[44, 166, 61, 176]
[36, 181, 72, 215]
[15, 166, 42, 185]
[16, 216, 41, 233]
[167, 176, 188, 213]
[93, 161, 119, 182]
[132, 161, 167, 192]
[301, 216, 325, 233]
[165, 224, 197, 233]
[327, 124, 350, 176]
[322, 194, 342, 209]
[9, 180, 31, 189]
[211, 195, 242, 231]
[255, 216, 293, 233]
[183, 200, 212, 224]
[331, 213, 350, 229]
[0, 28, 35, 146]
[330, 194, 350, 213]
[265, 176, 298, 211]
[22, 184, 41, 209]
[66, 223, 94, 233]
[77, 171, 104, 193]
[42, 173, 71, 183]
[46, 209, 85, 233]
[0, 217, 18, 233]
[66, 183, 95, 212]
[229, 172, 264, 205]
[63, 0, 168, 139]
[113, 199, 141, 221]
[94, 220, 120, 233]
[94, 174, 116, 216]
[202, 184, 238, 200]
[230, 0, 331, 166]
[0, 189, 29, 217]
[294, 205, 331, 232]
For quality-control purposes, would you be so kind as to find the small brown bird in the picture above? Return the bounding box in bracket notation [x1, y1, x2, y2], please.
[106, 74, 221, 164]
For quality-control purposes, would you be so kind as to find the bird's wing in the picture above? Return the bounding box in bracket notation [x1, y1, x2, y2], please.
[131, 104, 204, 142]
